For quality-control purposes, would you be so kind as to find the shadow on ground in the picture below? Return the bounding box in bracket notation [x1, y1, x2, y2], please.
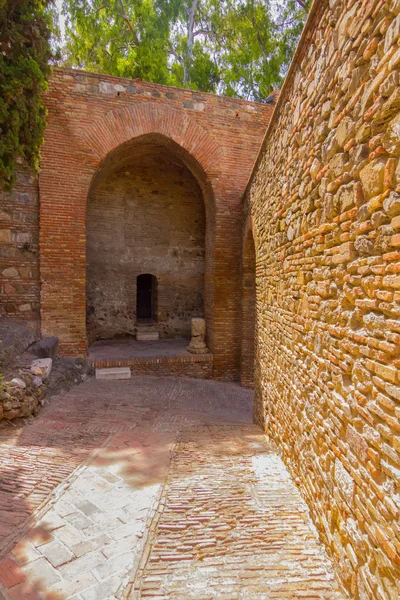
[0, 376, 254, 599]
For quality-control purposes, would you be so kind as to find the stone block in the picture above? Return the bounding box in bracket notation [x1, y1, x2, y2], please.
[187, 318, 209, 354]
[136, 331, 159, 341]
[391, 215, 400, 229]
[9, 378, 26, 389]
[384, 13, 400, 53]
[359, 158, 387, 199]
[0, 229, 11, 243]
[31, 336, 59, 360]
[95, 367, 131, 380]
[2, 267, 19, 278]
[383, 191, 400, 217]
[334, 459, 355, 504]
[380, 71, 399, 98]
[346, 426, 369, 463]
[98, 81, 114, 94]
[382, 112, 400, 156]
[336, 117, 354, 146]
[30, 358, 52, 380]
[332, 241, 357, 264]
[335, 183, 355, 212]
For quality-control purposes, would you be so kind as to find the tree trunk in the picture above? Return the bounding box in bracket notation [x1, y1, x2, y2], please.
[183, 0, 198, 85]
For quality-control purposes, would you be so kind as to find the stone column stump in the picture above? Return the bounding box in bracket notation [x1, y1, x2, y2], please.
[187, 318, 209, 354]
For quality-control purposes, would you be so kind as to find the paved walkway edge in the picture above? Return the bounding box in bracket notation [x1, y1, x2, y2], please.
[0, 430, 115, 563]
[121, 438, 178, 599]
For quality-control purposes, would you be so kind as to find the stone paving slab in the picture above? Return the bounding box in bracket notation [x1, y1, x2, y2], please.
[0, 377, 346, 599]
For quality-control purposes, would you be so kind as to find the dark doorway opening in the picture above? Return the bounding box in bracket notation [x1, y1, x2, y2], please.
[137, 274, 157, 322]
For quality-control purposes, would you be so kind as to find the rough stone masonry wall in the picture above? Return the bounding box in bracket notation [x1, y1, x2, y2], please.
[87, 146, 205, 340]
[0, 168, 40, 334]
[247, 0, 400, 597]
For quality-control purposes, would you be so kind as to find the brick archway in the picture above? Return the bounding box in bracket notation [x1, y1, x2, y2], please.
[38, 71, 272, 380]
[39, 103, 221, 365]
[240, 217, 256, 388]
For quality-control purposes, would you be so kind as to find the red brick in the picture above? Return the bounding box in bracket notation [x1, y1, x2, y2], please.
[8, 581, 42, 600]
[0, 557, 26, 589]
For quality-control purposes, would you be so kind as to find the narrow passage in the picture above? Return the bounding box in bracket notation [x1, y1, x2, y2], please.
[0, 378, 345, 600]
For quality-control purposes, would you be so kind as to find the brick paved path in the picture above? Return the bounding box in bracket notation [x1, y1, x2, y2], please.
[0, 377, 345, 600]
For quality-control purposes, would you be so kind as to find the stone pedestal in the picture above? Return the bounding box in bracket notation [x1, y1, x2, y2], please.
[187, 318, 209, 354]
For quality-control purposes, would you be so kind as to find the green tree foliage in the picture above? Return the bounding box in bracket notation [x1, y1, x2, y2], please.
[62, 0, 310, 99]
[0, 0, 53, 189]
[63, 0, 171, 82]
[215, 0, 308, 100]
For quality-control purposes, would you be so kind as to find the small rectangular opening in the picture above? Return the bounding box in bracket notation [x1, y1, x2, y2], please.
[136, 274, 157, 322]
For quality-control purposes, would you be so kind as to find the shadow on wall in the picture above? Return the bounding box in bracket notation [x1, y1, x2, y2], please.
[86, 135, 208, 345]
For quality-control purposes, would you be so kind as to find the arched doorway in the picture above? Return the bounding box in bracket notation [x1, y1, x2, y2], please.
[240, 226, 256, 387]
[86, 135, 208, 344]
[136, 274, 157, 322]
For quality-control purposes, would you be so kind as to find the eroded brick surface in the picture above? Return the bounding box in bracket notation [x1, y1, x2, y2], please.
[0, 378, 344, 599]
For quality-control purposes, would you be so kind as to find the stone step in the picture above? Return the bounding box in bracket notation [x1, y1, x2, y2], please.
[95, 367, 131, 380]
[136, 331, 160, 341]
[136, 324, 159, 341]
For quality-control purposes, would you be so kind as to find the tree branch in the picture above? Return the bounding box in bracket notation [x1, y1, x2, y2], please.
[117, 0, 140, 45]
[168, 66, 183, 84]
[251, 16, 268, 62]
[184, 0, 199, 84]
[169, 46, 184, 65]
[193, 29, 216, 38]
[295, 0, 307, 10]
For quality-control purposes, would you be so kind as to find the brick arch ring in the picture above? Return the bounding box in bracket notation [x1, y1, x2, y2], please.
[81, 102, 224, 182]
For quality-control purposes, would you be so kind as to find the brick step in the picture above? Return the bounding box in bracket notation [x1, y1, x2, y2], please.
[90, 353, 213, 379]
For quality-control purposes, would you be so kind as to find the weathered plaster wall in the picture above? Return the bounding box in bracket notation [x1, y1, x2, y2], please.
[0, 169, 40, 334]
[87, 144, 205, 340]
[247, 0, 400, 597]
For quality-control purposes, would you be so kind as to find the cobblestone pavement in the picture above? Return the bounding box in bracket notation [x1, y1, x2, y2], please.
[0, 377, 345, 600]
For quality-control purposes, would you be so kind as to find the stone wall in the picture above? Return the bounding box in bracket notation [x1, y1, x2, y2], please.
[247, 0, 400, 597]
[0, 169, 40, 334]
[87, 143, 205, 340]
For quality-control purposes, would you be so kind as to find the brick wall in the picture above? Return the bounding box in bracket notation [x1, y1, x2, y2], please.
[0, 168, 40, 334]
[87, 142, 205, 341]
[39, 68, 274, 379]
[246, 0, 400, 597]
[240, 218, 256, 388]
